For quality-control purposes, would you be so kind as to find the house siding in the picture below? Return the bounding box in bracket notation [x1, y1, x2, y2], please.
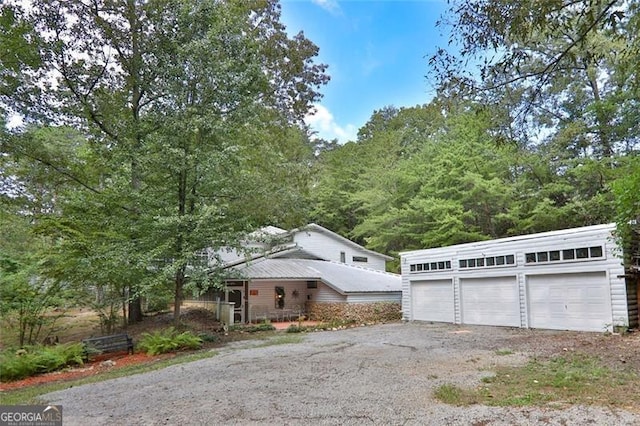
[401, 224, 629, 331]
[248, 280, 309, 310]
[309, 281, 347, 303]
[293, 230, 387, 271]
[346, 292, 402, 303]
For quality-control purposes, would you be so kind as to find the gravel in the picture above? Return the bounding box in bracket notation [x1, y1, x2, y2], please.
[41, 322, 639, 425]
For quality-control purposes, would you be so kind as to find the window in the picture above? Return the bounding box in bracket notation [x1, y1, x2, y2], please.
[340, 251, 346, 263]
[460, 254, 514, 268]
[275, 286, 285, 309]
[409, 259, 452, 273]
[590, 246, 603, 257]
[352, 256, 368, 262]
[576, 248, 589, 259]
[526, 246, 604, 265]
[306, 281, 317, 289]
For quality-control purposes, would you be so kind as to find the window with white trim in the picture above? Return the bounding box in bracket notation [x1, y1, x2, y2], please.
[459, 254, 515, 269]
[525, 246, 604, 264]
[409, 260, 452, 273]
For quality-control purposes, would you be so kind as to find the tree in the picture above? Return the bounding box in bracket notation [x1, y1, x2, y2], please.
[431, 1, 638, 151]
[5, 0, 328, 324]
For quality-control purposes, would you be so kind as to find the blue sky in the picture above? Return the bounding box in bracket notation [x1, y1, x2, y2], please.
[280, 0, 450, 143]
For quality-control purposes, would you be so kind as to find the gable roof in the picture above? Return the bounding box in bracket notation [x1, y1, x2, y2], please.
[229, 258, 401, 294]
[288, 223, 394, 261]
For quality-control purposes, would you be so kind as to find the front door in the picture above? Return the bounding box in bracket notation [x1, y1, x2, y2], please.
[228, 286, 244, 323]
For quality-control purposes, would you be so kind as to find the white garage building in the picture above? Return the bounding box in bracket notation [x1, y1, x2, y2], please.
[401, 223, 638, 332]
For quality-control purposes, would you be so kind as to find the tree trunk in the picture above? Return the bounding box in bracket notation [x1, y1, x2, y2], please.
[128, 295, 143, 324]
[173, 271, 184, 326]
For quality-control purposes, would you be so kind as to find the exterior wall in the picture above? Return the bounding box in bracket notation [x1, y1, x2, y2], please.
[306, 301, 402, 323]
[626, 277, 639, 328]
[401, 224, 629, 331]
[308, 281, 347, 303]
[293, 229, 387, 271]
[345, 292, 402, 304]
[248, 280, 309, 310]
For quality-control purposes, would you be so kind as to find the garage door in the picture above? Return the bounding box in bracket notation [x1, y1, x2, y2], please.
[411, 280, 454, 322]
[460, 276, 520, 327]
[527, 272, 611, 332]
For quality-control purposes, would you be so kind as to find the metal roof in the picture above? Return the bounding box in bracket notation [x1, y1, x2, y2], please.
[229, 258, 401, 294]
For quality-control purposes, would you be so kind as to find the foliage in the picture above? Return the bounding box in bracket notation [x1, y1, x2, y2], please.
[285, 324, 309, 333]
[1, 350, 219, 405]
[137, 327, 203, 355]
[2, 0, 328, 327]
[0, 343, 85, 382]
[244, 322, 277, 333]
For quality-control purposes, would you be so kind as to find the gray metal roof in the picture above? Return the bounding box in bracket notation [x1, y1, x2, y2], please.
[229, 258, 401, 294]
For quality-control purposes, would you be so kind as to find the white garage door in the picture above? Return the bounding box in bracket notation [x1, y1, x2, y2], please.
[527, 272, 611, 332]
[460, 276, 520, 327]
[411, 280, 454, 322]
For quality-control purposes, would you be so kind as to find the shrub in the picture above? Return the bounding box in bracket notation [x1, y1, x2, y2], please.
[0, 343, 85, 382]
[246, 323, 276, 333]
[138, 327, 203, 355]
[198, 333, 219, 343]
[285, 325, 308, 333]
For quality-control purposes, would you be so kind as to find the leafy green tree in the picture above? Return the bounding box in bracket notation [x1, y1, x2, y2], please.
[5, 0, 328, 325]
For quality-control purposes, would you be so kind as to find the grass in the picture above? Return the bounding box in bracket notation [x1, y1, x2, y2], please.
[434, 354, 638, 408]
[495, 349, 514, 356]
[0, 350, 218, 405]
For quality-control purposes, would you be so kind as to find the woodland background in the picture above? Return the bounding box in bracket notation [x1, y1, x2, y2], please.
[1, 0, 638, 340]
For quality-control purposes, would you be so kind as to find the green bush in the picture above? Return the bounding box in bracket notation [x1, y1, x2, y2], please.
[198, 332, 219, 343]
[138, 327, 203, 355]
[0, 343, 85, 382]
[286, 325, 308, 333]
[245, 323, 276, 333]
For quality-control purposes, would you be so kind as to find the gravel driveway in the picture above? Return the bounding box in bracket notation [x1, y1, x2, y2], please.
[42, 322, 639, 425]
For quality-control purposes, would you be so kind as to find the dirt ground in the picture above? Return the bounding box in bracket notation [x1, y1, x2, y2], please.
[39, 322, 640, 425]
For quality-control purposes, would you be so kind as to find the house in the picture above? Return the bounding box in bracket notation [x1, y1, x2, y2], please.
[401, 223, 639, 332]
[185, 224, 402, 323]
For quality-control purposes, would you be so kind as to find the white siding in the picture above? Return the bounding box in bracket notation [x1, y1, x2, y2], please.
[308, 281, 346, 303]
[346, 292, 402, 303]
[248, 280, 309, 310]
[401, 224, 629, 332]
[293, 230, 387, 271]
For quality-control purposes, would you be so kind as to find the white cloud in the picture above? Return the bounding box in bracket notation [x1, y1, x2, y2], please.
[311, 0, 342, 15]
[305, 104, 357, 144]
